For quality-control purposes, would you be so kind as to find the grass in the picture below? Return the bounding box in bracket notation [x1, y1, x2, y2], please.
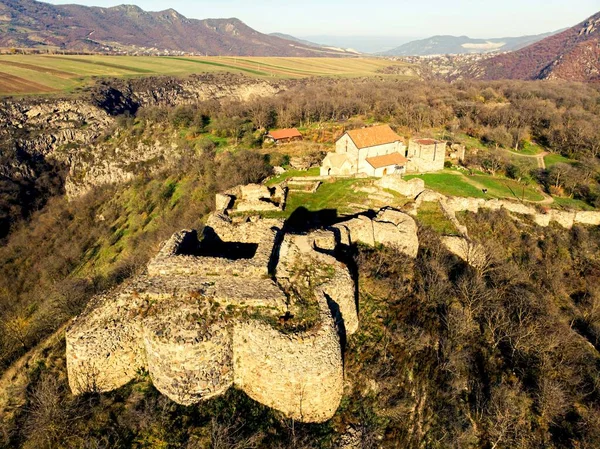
[284, 178, 371, 215]
[416, 201, 459, 235]
[544, 153, 578, 167]
[0, 55, 417, 96]
[405, 170, 545, 202]
[404, 172, 487, 198]
[469, 175, 545, 201]
[516, 141, 545, 156]
[265, 167, 320, 186]
[551, 196, 596, 211]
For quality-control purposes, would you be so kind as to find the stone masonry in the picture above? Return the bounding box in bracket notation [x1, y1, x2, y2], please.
[69, 192, 421, 421]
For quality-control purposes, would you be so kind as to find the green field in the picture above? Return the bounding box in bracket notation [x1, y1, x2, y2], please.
[0, 55, 415, 96]
[405, 172, 486, 198]
[405, 170, 545, 201]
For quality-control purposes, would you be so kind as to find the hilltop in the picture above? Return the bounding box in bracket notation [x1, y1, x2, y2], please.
[463, 11, 600, 81]
[0, 0, 353, 56]
[382, 31, 559, 56]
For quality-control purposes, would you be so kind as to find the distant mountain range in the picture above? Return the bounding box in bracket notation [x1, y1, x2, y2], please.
[0, 0, 354, 56]
[382, 31, 561, 56]
[463, 11, 600, 82]
[269, 33, 360, 54]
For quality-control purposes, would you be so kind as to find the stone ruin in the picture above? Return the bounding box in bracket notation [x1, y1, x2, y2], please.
[66, 193, 421, 422]
[216, 183, 287, 214]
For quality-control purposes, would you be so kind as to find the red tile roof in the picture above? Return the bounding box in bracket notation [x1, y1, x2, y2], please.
[267, 128, 302, 140]
[366, 153, 408, 169]
[414, 138, 441, 145]
[345, 125, 402, 149]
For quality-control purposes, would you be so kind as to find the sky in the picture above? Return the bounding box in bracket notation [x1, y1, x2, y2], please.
[44, 0, 599, 43]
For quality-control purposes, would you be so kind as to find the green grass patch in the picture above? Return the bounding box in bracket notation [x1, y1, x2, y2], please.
[265, 167, 320, 186]
[404, 172, 486, 198]
[469, 175, 545, 201]
[416, 201, 459, 235]
[551, 196, 596, 211]
[544, 153, 578, 167]
[517, 141, 545, 156]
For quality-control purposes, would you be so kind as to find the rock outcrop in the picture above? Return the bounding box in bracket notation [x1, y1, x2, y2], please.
[333, 208, 419, 258]
[375, 175, 425, 198]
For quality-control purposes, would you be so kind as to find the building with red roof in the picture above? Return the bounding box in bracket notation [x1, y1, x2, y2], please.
[265, 128, 303, 144]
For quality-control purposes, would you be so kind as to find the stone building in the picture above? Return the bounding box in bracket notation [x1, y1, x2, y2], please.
[320, 125, 407, 177]
[406, 138, 447, 172]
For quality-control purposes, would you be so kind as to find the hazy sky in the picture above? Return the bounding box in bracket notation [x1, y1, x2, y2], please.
[45, 0, 599, 39]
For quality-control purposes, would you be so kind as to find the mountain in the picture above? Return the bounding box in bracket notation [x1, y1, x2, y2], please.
[0, 0, 351, 56]
[301, 35, 416, 54]
[269, 33, 322, 48]
[464, 11, 600, 82]
[382, 31, 560, 56]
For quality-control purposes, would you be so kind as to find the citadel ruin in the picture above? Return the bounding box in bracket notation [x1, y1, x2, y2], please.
[66, 173, 600, 423]
[66, 184, 423, 423]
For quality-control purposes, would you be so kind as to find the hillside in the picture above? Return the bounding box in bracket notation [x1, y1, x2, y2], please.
[0, 0, 352, 56]
[382, 31, 558, 56]
[465, 11, 600, 81]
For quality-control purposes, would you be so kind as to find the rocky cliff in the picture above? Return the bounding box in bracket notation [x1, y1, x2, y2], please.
[0, 74, 281, 234]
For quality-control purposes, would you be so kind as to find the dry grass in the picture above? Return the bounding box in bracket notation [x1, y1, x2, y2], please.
[0, 55, 416, 96]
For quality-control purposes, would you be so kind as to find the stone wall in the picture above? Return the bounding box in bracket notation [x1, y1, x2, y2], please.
[406, 140, 446, 173]
[442, 196, 600, 230]
[376, 175, 425, 198]
[143, 300, 234, 405]
[67, 289, 146, 394]
[67, 210, 359, 423]
[332, 209, 419, 258]
[233, 302, 344, 423]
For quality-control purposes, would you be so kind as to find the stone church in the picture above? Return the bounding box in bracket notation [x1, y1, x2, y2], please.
[320, 125, 407, 177]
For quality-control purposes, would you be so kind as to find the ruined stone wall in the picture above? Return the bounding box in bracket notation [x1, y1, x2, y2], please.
[233, 304, 344, 423]
[376, 175, 425, 198]
[332, 209, 419, 258]
[67, 289, 146, 395]
[442, 196, 600, 229]
[67, 210, 358, 423]
[143, 300, 234, 405]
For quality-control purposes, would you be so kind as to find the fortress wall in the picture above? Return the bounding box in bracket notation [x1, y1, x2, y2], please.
[320, 268, 358, 335]
[575, 211, 600, 226]
[143, 303, 234, 405]
[232, 305, 344, 423]
[147, 255, 269, 278]
[66, 291, 146, 394]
